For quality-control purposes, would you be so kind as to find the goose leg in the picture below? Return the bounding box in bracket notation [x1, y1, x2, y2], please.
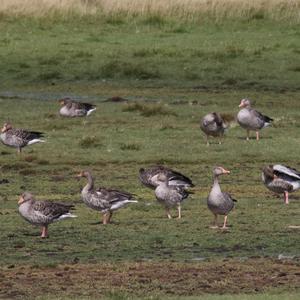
[256, 131, 259, 141]
[17, 147, 22, 155]
[206, 135, 209, 146]
[103, 213, 108, 224]
[166, 208, 172, 219]
[177, 204, 181, 219]
[246, 130, 250, 141]
[219, 136, 223, 145]
[210, 214, 218, 229]
[284, 191, 289, 204]
[41, 225, 48, 238]
[107, 211, 113, 223]
[221, 215, 228, 230]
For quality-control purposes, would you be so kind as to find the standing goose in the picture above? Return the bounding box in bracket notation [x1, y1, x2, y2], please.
[77, 171, 137, 224]
[155, 173, 192, 219]
[200, 112, 227, 145]
[59, 97, 96, 117]
[237, 98, 273, 141]
[139, 166, 194, 190]
[207, 167, 236, 229]
[18, 192, 76, 238]
[262, 165, 300, 204]
[0, 122, 45, 154]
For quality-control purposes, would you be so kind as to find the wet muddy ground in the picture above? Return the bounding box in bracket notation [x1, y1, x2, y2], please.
[1, 258, 299, 299]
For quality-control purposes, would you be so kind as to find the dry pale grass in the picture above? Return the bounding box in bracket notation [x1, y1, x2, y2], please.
[0, 0, 299, 22]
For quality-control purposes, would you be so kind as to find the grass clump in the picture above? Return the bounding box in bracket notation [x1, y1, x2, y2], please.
[120, 143, 141, 151]
[101, 60, 161, 80]
[122, 102, 177, 117]
[78, 136, 101, 148]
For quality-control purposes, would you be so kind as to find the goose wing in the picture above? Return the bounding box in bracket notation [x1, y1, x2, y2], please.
[74, 101, 96, 111]
[273, 165, 300, 180]
[167, 171, 194, 187]
[32, 201, 74, 219]
[96, 188, 134, 204]
[251, 109, 273, 123]
[10, 128, 44, 141]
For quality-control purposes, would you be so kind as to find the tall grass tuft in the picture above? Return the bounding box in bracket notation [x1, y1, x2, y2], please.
[122, 102, 177, 117]
[0, 0, 299, 23]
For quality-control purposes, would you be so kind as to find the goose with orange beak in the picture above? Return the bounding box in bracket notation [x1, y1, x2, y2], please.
[18, 192, 76, 238]
[0, 122, 45, 154]
[207, 167, 237, 229]
[76, 171, 137, 224]
[237, 98, 273, 141]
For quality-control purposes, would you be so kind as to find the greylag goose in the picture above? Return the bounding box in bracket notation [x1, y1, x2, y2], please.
[237, 98, 273, 141]
[207, 167, 236, 229]
[155, 173, 192, 219]
[200, 112, 226, 145]
[59, 97, 96, 117]
[18, 192, 76, 238]
[262, 165, 300, 204]
[139, 166, 194, 190]
[0, 122, 45, 154]
[77, 170, 137, 224]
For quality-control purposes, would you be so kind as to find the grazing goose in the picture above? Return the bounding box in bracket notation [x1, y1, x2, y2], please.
[59, 97, 96, 117]
[139, 166, 194, 190]
[237, 98, 273, 141]
[18, 192, 76, 238]
[77, 171, 137, 224]
[0, 122, 45, 154]
[200, 112, 227, 145]
[155, 173, 192, 219]
[207, 167, 236, 229]
[262, 165, 300, 204]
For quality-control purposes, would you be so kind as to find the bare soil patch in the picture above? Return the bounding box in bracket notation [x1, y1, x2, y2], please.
[0, 258, 299, 299]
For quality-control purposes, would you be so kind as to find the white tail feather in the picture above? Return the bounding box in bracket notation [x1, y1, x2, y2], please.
[87, 108, 96, 116]
[28, 139, 45, 145]
[55, 213, 77, 222]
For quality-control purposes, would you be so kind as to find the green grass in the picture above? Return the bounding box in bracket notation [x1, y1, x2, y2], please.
[0, 91, 300, 267]
[0, 14, 300, 300]
[0, 16, 299, 91]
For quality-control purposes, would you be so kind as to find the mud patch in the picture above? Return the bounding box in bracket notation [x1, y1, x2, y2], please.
[0, 258, 299, 299]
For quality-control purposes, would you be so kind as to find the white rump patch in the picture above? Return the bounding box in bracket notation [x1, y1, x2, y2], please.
[87, 108, 96, 116]
[28, 139, 45, 145]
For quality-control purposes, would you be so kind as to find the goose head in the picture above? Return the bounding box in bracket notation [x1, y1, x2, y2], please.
[239, 98, 251, 108]
[262, 165, 275, 179]
[58, 97, 72, 106]
[213, 166, 230, 177]
[18, 192, 34, 205]
[76, 170, 91, 179]
[1, 122, 12, 133]
[157, 173, 168, 185]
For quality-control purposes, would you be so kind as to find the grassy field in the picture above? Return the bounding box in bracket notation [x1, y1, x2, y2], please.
[0, 5, 300, 300]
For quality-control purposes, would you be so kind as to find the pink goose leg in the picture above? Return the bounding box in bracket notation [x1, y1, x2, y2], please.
[284, 191, 289, 204]
[41, 226, 48, 238]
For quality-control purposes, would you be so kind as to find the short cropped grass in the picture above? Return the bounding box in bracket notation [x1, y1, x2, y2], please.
[1, 90, 300, 268]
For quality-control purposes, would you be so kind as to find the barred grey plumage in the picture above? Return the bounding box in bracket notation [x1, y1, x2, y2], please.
[0, 122, 45, 153]
[18, 192, 76, 238]
[154, 173, 193, 219]
[262, 164, 300, 204]
[77, 170, 137, 224]
[200, 112, 227, 145]
[237, 98, 273, 140]
[59, 97, 96, 117]
[139, 165, 194, 190]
